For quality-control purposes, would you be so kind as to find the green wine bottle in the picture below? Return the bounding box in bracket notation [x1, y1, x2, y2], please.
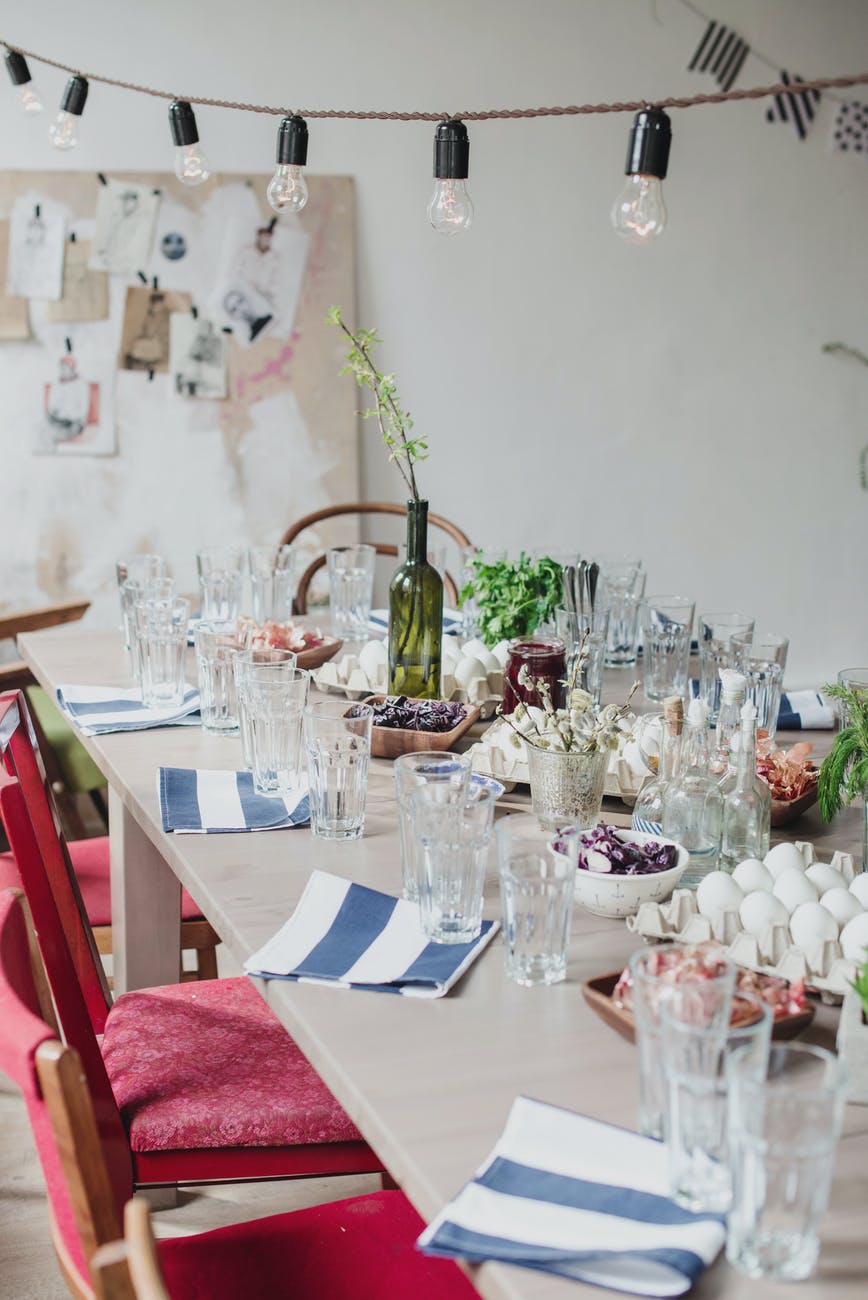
[388, 499, 443, 699]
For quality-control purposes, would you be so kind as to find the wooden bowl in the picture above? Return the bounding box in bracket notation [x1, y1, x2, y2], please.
[365, 695, 481, 759]
[770, 788, 819, 827]
[296, 638, 343, 671]
[581, 970, 815, 1044]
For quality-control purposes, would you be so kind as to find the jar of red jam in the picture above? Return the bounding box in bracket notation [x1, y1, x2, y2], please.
[502, 638, 567, 715]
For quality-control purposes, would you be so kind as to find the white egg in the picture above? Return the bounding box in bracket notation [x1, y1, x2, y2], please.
[696, 872, 744, 921]
[739, 891, 790, 937]
[454, 656, 488, 690]
[849, 874, 868, 907]
[732, 859, 774, 894]
[490, 639, 510, 668]
[789, 901, 839, 948]
[461, 638, 490, 661]
[480, 651, 502, 676]
[839, 912, 868, 962]
[358, 639, 388, 679]
[820, 888, 864, 927]
[440, 637, 461, 666]
[764, 842, 807, 878]
[772, 869, 819, 914]
[805, 863, 847, 895]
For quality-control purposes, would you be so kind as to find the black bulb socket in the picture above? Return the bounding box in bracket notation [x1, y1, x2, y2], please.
[60, 75, 88, 116]
[433, 119, 469, 180]
[169, 100, 200, 146]
[276, 115, 309, 166]
[624, 107, 671, 180]
[5, 51, 32, 85]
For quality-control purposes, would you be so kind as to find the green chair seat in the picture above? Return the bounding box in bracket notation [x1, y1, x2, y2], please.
[25, 685, 106, 793]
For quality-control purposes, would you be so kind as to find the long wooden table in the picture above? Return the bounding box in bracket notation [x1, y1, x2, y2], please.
[18, 627, 868, 1300]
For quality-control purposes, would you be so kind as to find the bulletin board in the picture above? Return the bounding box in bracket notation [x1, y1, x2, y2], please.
[0, 170, 358, 623]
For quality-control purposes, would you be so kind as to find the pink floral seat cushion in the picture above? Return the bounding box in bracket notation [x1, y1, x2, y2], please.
[102, 976, 362, 1152]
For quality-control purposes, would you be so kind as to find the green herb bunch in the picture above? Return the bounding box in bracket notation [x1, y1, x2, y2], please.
[852, 954, 868, 1020]
[327, 306, 428, 501]
[817, 683, 868, 821]
[459, 553, 564, 649]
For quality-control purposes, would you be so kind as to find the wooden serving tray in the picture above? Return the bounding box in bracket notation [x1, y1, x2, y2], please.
[365, 695, 481, 759]
[581, 970, 815, 1045]
[770, 788, 819, 827]
[296, 638, 343, 671]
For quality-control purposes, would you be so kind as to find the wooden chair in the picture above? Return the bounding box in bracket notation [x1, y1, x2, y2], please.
[0, 690, 384, 1191]
[0, 890, 477, 1300]
[280, 502, 472, 612]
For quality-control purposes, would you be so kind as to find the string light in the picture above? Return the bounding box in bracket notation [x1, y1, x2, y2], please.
[49, 74, 87, 150]
[168, 100, 210, 186]
[4, 49, 42, 113]
[428, 120, 473, 235]
[611, 107, 672, 244]
[267, 115, 309, 213]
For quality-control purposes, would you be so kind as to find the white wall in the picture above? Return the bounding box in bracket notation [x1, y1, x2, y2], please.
[1, 0, 866, 682]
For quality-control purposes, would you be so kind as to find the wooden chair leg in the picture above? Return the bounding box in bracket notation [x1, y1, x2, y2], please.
[93, 920, 221, 984]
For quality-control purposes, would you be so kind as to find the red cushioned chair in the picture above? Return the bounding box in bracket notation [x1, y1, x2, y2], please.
[0, 890, 477, 1300]
[0, 689, 384, 1190]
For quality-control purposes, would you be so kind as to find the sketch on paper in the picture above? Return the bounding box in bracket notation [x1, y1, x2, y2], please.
[211, 218, 309, 347]
[36, 351, 115, 456]
[169, 313, 228, 399]
[45, 239, 109, 323]
[89, 179, 160, 275]
[0, 220, 31, 339]
[6, 198, 64, 300]
[119, 286, 192, 373]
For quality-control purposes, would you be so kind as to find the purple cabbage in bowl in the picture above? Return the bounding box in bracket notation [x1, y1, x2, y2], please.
[553, 824, 679, 875]
[348, 696, 467, 733]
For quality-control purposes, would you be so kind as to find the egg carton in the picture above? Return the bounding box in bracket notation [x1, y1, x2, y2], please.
[625, 843, 860, 999]
[467, 718, 648, 804]
[313, 636, 504, 713]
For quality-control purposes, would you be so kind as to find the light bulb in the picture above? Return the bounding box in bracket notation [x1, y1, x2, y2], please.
[4, 50, 43, 113]
[49, 109, 79, 150]
[18, 81, 43, 113]
[174, 142, 211, 187]
[268, 116, 309, 214]
[611, 174, 667, 243]
[429, 120, 472, 235]
[427, 178, 473, 234]
[169, 101, 211, 188]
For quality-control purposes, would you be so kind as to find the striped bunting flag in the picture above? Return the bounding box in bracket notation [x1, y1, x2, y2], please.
[158, 767, 310, 832]
[244, 869, 498, 998]
[765, 71, 821, 141]
[687, 19, 750, 93]
[56, 684, 201, 735]
[419, 1096, 726, 1295]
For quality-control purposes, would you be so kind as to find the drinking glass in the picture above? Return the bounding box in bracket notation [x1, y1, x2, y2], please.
[394, 752, 472, 902]
[196, 545, 247, 623]
[640, 596, 695, 702]
[248, 544, 295, 624]
[122, 578, 175, 678]
[304, 700, 373, 840]
[697, 613, 755, 724]
[502, 638, 567, 714]
[326, 544, 376, 639]
[495, 818, 577, 986]
[603, 586, 644, 668]
[459, 545, 507, 638]
[593, 554, 642, 594]
[555, 607, 610, 707]
[662, 989, 772, 1213]
[134, 597, 190, 708]
[115, 554, 167, 631]
[245, 668, 309, 797]
[732, 632, 789, 743]
[629, 946, 736, 1139]
[194, 619, 252, 734]
[836, 668, 868, 726]
[726, 1043, 847, 1281]
[235, 648, 299, 769]
[412, 784, 495, 944]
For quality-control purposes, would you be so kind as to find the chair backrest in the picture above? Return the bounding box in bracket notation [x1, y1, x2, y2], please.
[91, 1199, 170, 1300]
[279, 502, 472, 613]
[0, 890, 134, 1299]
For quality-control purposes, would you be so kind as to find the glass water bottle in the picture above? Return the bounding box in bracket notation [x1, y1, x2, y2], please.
[721, 703, 771, 869]
[663, 698, 723, 887]
[709, 669, 746, 779]
[632, 695, 683, 836]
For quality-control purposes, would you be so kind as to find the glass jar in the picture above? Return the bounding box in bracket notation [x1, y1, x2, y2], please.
[502, 638, 567, 715]
[526, 744, 609, 832]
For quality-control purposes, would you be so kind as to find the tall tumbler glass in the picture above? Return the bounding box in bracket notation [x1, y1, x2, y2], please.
[194, 619, 252, 734]
[304, 700, 373, 840]
[459, 545, 507, 639]
[116, 554, 167, 633]
[326, 544, 376, 639]
[555, 607, 610, 707]
[603, 586, 644, 669]
[245, 668, 309, 797]
[196, 545, 247, 623]
[235, 648, 298, 769]
[412, 785, 495, 944]
[732, 632, 789, 743]
[249, 544, 295, 624]
[122, 578, 175, 679]
[640, 596, 695, 703]
[496, 817, 577, 986]
[629, 946, 736, 1139]
[394, 752, 472, 901]
[662, 989, 772, 1213]
[726, 1043, 847, 1281]
[135, 597, 190, 708]
[697, 613, 755, 724]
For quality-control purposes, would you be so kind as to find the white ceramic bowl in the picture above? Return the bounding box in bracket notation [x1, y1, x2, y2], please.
[555, 828, 688, 919]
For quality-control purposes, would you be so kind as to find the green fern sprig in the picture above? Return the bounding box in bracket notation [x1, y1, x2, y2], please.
[817, 683, 868, 821]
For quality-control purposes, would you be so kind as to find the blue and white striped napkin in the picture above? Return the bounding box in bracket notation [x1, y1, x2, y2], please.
[419, 1096, 726, 1296]
[244, 869, 498, 998]
[158, 767, 310, 833]
[777, 690, 835, 731]
[56, 685, 201, 736]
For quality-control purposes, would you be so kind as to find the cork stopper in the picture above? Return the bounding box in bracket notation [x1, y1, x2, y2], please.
[663, 694, 683, 737]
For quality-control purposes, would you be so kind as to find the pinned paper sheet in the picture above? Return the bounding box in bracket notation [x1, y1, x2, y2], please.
[6, 197, 64, 301]
[89, 179, 160, 275]
[45, 239, 109, 323]
[35, 351, 115, 456]
[119, 285, 192, 374]
[210, 218, 309, 347]
[169, 312, 228, 399]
